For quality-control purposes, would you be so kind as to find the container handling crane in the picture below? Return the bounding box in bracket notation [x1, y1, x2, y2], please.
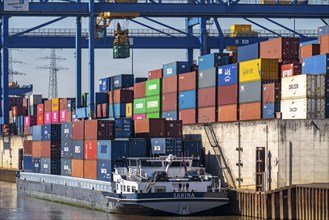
[95, 0, 139, 59]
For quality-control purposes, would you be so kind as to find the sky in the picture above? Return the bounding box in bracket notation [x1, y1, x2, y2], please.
[8, 16, 327, 99]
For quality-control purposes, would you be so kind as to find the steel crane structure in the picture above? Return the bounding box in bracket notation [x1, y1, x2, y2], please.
[1, 0, 329, 122]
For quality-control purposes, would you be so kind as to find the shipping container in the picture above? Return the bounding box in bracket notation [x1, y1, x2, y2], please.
[302, 54, 329, 74]
[179, 90, 196, 110]
[237, 43, 259, 62]
[218, 104, 238, 122]
[67, 99, 76, 112]
[99, 77, 111, 92]
[135, 77, 147, 83]
[44, 100, 52, 112]
[263, 82, 281, 103]
[239, 81, 262, 104]
[217, 63, 238, 86]
[23, 155, 33, 172]
[281, 98, 325, 119]
[146, 79, 161, 97]
[71, 159, 84, 178]
[75, 107, 91, 119]
[111, 74, 134, 90]
[41, 141, 59, 158]
[44, 112, 51, 124]
[162, 111, 178, 120]
[24, 116, 37, 127]
[61, 158, 72, 176]
[115, 118, 133, 138]
[162, 92, 177, 112]
[134, 118, 166, 137]
[162, 75, 178, 94]
[12, 106, 24, 117]
[218, 84, 238, 106]
[85, 120, 114, 140]
[61, 139, 72, 159]
[178, 71, 197, 92]
[84, 140, 97, 160]
[183, 140, 202, 158]
[179, 109, 197, 125]
[32, 158, 41, 173]
[239, 59, 279, 83]
[37, 104, 44, 115]
[146, 95, 161, 113]
[23, 140, 33, 156]
[281, 74, 326, 100]
[198, 106, 216, 123]
[126, 103, 133, 118]
[198, 87, 216, 107]
[128, 138, 148, 157]
[59, 109, 67, 123]
[198, 68, 217, 89]
[97, 160, 125, 182]
[133, 114, 146, 120]
[148, 68, 163, 80]
[29, 95, 42, 106]
[95, 92, 109, 105]
[108, 89, 133, 104]
[83, 159, 97, 180]
[52, 98, 60, 111]
[318, 25, 329, 38]
[198, 53, 229, 70]
[133, 98, 146, 114]
[320, 35, 329, 55]
[72, 140, 84, 160]
[108, 103, 125, 118]
[150, 138, 182, 156]
[97, 140, 111, 160]
[300, 44, 320, 62]
[59, 98, 70, 110]
[41, 124, 61, 141]
[263, 103, 280, 119]
[72, 121, 84, 140]
[51, 111, 59, 124]
[146, 112, 161, 119]
[281, 63, 302, 78]
[165, 120, 183, 138]
[134, 81, 146, 98]
[163, 62, 190, 77]
[32, 126, 42, 140]
[41, 158, 60, 175]
[239, 102, 262, 121]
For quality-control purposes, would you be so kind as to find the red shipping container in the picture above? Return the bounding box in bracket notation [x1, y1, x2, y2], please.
[44, 100, 52, 112]
[165, 120, 183, 138]
[239, 102, 261, 121]
[217, 84, 238, 106]
[102, 103, 108, 118]
[96, 104, 102, 118]
[60, 109, 67, 123]
[178, 71, 197, 92]
[12, 106, 24, 117]
[162, 76, 178, 94]
[134, 118, 165, 137]
[67, 111, 72, 122]
[179, 109, 196, 125]
[84, 140, 97, 160]
[41, 141, 51, 158]
[162, 92, 177, 112]
[72, 121, 84, 140]
[320, 35, 329, 55]
[52, 111, 59, 124]
[37, 115, 44, 125]
[83, 159, 97, 180]
[148, 68, 163, 80]
[134, 82, 146, 99]
[198, 87, 216, 107]
[23, 140, 33, 155]
[60, 98, 67, 110]
[84, 120, 114, 140]
[198, 106, 216, 123]
[44, 112, 52, 124]
[37, 104, 44, 115]
[24, 116, 30, 126]
[218, 104, 238, 122]
[72, 159, 84, 178]
[108, 89, 133, 104]
[23, 98, 28, 108]
[32, 141, 42, 158]
[263, 82, 281, 104]
[300, 44, 320, 62]
[281, 63, 301, 78]
[24, 125, 30, 135]
[133, 114, 146, 120]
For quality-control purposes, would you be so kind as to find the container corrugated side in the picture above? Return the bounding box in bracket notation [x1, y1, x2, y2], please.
[146, 78, 162, 96]
[146, 95, 161, 113]
[217, 63, 238, 86]
[302, 54, 329, 74]
[239, 102, 262, 121]
[239, 59, 279, 83]
[198, 68, 217, 89]
[237, 43, 259, 62]
[239, 81, 262, 104]
[217, 104, 238, 122]
[179, 90, 196, 110]
[281, 98, 325, 119]
[163, 62, 190, 78]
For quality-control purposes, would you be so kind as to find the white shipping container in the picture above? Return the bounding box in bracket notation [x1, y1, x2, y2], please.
[28, 94, 43, 106]
[281, 98, 325, 119]
[281, 75, 325, 100]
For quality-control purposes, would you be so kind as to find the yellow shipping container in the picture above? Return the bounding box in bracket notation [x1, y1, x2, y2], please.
[52, 98, 60, 111]
[239, 58, 279, 83]
[126, 103, 133, 117]
[231, 24, 252, 33]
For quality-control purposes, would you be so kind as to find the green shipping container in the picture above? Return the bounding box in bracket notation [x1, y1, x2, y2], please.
[133, 98, 146, 114]
[113, 44, 130, 59]
[146, 95, 161, 113]
[146, 79, 161, 97]
[146, 112, 161, 119]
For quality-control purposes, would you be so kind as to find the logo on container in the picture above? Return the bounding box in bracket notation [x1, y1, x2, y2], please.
[64, 165, 69, 170]
[101, 168, 107, 174]
[114, 79, 119, 85]
[240, 85, 245, 92]
[149, 84, 157, 90]
[243, 68, 253, 76]
[74, 146, 81, 153]
[167, 68, 173, 75]
[290, 107, 297, 112]
[136, 103, 144, 109]
[154, 145, 161, 151]
[147, 101, 158, 108]
[43, 164, 48, 169]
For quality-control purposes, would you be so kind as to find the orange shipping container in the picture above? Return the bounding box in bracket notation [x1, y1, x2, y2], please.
[72, 159, 84, 178]
[84, 159, 97, 180]
[60, 98, 67, 110]
[178, 71, 197, 92]
[52, 98, 60, 111]
[179, 109, 197, 125]
[198, 106, 216, 123]
[32, 141, 42, 158]
[37, 104, 44, 115]
[37, 115, 44, 125]
[162, 76, 178, 94]
[218, 104, 238, 122]
[300, 44, 320, 62]
[84, 140, 97, 160]
[320, 35, 329, 55]
[239, 102, 261, 121]
[41, 141, 51, 158]
[44, 100, 52, 112]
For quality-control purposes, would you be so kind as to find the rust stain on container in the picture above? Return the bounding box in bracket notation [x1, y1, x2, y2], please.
[198, 87, 216, 107]
[134, 81, 146, 99]
[162, 92, 177, 112]
[32, 141, 42, 158]
[162, 75, 178, 94]
[72, 121, 84, 140]
[263, 82, 281, 103]
[178, 71, 197, 92]
[218, 104, 238, 122]
[198, 106, 216, 123]
[72, 159, 84, 178]
[109, 89, 133, 104]
[148, 69, 163, 80]
[83, 159, 97, 180]
[179, 109, 197, 125]
[217, 84, 238, 106]
[239, 102, 262, 121]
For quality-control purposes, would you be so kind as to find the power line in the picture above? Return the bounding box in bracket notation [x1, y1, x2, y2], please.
[9, 49, 26, 84]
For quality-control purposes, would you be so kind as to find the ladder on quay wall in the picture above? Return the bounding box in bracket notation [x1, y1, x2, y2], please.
[203, 123, 236, 189]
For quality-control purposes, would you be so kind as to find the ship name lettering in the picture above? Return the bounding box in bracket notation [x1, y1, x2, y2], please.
[173, 193, 195, 198]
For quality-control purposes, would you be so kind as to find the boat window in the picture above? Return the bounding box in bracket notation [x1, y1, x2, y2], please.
[116, 184, 119, 190]
[124, 185, 126, 192]
[155, 186, 166, 193]
[121, 185, 123, 192]
[127, 185, 131, 192]
[132, 186, 136, 192]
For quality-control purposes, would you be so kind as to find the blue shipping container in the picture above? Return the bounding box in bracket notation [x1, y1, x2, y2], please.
[23, 156, 33, 172]
[150, 138, 182, 156]
[237, 43, 259, 62]
[109, 103, 126, 118]
[32, 126, 42, 141]
[179, 90, 196, 110]
[111, 140, 129, 160]
[218, 63, 238, 86]
[72, 140, 84, 160]
[97, 140, 111, 160]
[163, 62, 190, 78]
[111, 74, 134, 90]
[41, 124, 61, 141]
[162, 111, 178, 120]
[41, 158, 51, 174]
[61, 122, 72, 140]
[99, 77, 111, 92]
[299, 39, 320, 47]
[183, 140, 202, 158]
[96, 92, 109, 105]
[198, 53, 230, 71]
[61, 139, 72, 159]
[263, 103, 280, 119]
[135, 77, 148, 83]
[61, 158, 72, 176]
[115, 118, 133, 138]
[32, 158, 41, 173]
[75, 107, 90, 119]
[128, 138, 148, 157]
[97, 160, 125, 182]
[302, 54, 329, 74]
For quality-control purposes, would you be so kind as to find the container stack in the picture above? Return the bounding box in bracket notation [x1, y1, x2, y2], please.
[262, 82, 281, 119]
[178, 71, 198, 124]
[162, 74, 178, 120]
[44, 100, 52, 124]
[71, 121, 84, 178]
[133, 80, 146, 120]
[145, 78, 162, 118]
[23, 140, 33, 172]
[51, 98, 60, 124]
[61, 122, 73, 176]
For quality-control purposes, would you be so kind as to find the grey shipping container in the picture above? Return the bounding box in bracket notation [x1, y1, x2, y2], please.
[198, 68, 217, 89]
[239, 80, 262, 104]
